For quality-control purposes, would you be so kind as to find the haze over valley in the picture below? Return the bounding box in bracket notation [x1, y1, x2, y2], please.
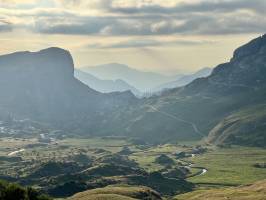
[0, 0, 266, 200]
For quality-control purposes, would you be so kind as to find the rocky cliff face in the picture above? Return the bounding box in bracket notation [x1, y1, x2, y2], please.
[232, 34, 266, 61]
[0, 47, 96, 120]
[0, 47, 75, 80]
[211, 34, 266, 88]
[0, 47, 137, 134]
[184, 34, 266, 96]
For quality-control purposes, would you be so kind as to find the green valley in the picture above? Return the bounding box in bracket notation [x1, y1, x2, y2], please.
[0, 21, 266, 200]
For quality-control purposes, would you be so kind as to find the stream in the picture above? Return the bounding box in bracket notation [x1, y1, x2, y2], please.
[8, 149, 25, 156]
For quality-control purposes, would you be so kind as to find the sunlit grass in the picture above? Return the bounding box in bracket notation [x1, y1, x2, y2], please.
[187, 147, 266, 186]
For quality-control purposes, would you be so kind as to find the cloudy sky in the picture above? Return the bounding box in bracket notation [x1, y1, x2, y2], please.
[0, 0, 265, 74]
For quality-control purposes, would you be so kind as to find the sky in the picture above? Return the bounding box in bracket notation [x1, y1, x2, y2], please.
[0, 0, 265, 74]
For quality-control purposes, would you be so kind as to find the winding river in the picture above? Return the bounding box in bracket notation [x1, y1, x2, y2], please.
[8, 149, 25, 156]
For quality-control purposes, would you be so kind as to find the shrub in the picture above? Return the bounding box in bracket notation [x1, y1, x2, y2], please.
[0, 180, 52, 200]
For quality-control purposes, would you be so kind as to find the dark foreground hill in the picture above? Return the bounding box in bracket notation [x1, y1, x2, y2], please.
[0, 180, 51, 200]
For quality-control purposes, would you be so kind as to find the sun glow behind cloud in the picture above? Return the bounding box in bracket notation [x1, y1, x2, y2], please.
[0, 0, 265, 74]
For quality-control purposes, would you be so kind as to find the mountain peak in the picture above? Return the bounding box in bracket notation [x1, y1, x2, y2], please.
[0, 47, 70, 59]
[38, 47, 70, 55]
[37, 47, 74, 74]
[232, 34, 266, 61]
[0, 47, 75, 81]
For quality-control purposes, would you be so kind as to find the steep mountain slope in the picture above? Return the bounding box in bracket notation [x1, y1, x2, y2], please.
[154, 67, 212, 92]
[208, 104, 266, 147]
[81, 63, 176, 92]
[112, 34, 266, 145]
[0, 47, 137, 134]
[74, 69, 141, 96]
[0, 47, 97, 120]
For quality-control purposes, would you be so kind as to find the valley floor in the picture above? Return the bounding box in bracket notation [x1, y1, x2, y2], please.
[0, 136, 265, 199]
[186, 146, 266, 186]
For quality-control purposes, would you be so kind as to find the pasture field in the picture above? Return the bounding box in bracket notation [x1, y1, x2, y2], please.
[187, 147, 266, 186]
[0, 136, 265, 199]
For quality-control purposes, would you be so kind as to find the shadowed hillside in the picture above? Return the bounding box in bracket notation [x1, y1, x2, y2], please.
[0, 47, 137, 135]
[110, 34, 266, 146]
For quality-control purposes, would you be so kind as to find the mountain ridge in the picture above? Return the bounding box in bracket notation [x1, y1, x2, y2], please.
[74, 69, 141, 96]
[81, 63, 177, 92]
[0, 33, 266, 146]
[0, 47, 137, 135]
[111, 34, 266, 146]
[153, 67, 212, 92]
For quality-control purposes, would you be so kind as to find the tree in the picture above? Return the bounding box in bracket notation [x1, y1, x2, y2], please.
[0, 180, 52, 200]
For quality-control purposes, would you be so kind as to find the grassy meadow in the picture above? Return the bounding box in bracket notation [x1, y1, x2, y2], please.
[187, 147, 266, 186]
[0, 136, 265, 199]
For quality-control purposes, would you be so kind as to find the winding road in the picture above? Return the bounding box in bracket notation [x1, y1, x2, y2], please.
[146, 105, 209, 177]
[182, 159, 208, 178]
[200, 169, 208, 175]
[8, 149, 25, 156]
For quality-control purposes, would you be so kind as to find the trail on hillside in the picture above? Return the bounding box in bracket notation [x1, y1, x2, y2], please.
[147, 105, 205, 138]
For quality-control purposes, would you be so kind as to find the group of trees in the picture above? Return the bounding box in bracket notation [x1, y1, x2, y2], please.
[0, 180, 52, 200]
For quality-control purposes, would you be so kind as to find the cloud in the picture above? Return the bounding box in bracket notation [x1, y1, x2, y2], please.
[109, 0, 266, 14]
[0, 19, 12, 32]
[55, 0, 112, 10]
[0, 0, 37, 4]
[0, 0, 38, 8]
[87, 38, 214, 49]
[0, 0, 265, 36]
[33, 12, 266, 36]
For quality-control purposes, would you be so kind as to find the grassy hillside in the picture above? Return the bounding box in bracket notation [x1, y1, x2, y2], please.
[208, 104, 266, 147]
[116, 88, 266, 144]
[0, 136, 194, 198]
[107, 35, 266, 146]
[69, 185, 162, 200]
[187, 147, 266, 186]
[1, 136, 265, 199]
[174, 179, 266, 200]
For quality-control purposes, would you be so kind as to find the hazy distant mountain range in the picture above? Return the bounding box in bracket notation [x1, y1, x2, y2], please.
[153, 67, 212, 92]
[80, 63, 177, 92]
[78, 64, 211, 95]
[0, 34, 266, 147]
[74, 69, 141, 96]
